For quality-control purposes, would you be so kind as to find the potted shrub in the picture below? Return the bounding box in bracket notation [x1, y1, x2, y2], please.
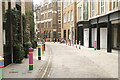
[13, 43, 25, 63]
[24, 41, 32, 58]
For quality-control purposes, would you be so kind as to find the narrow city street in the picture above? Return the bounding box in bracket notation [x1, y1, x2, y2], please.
[37, 42, 118, 78]
[0, 0, 120, 80]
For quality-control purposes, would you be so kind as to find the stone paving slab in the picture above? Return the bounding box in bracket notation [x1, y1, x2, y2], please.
[3, 48, 47, 78]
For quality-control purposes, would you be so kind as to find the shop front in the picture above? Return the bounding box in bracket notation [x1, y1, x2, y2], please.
[90, 19, 97, 48]
[112, 20, 120, 49]
[84, 28, 89, 47]
[91, 26, 97, 48]
[90, 15, 110, 52]
[110, 10, 120, 50]
[77, 21, 89, 46]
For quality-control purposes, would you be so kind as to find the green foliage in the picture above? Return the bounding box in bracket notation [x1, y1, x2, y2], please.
[13, 43, 25, 63]
[22, 14, 27, 43]
[27, 41, 32, 48]
[25, 11, 35, 42]
[22, 10, 37, 58]
[4, 8, 24, 63]
[23, 41, 32, 58]
[23, 11, 36, 49]
[4, 44, 10, 53]
[3, 8, 36, 62]
[31, 41, 37, 49]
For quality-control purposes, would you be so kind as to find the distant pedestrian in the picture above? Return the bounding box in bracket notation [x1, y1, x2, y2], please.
[54, 38, 55, 43]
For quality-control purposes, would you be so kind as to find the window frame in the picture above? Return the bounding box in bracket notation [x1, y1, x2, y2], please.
[91, 0, 95, 17]
[79, 7, 82, 20]
[112, 0, 119, 9]
[100, 0, 105, 14]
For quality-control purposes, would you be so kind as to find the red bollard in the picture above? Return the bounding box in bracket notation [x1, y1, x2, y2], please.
[66, 40, 67, 45]
[94, 41, 97, 50]
[0, 57, 4, 68]
[42, 44, 44, 51]
[44, 43, 45, 51]
[29, 48, 33, 70]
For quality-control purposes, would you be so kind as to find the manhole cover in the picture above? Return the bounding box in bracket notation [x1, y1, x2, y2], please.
[28, 71, 32, 73]
[9, 71, 18, 73]
[22, 73, 26, 74]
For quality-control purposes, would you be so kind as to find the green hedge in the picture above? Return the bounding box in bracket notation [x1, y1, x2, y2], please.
[13, 44, 25, 63]
[23, 41, 32, 58]
[31, 41, 37, 49]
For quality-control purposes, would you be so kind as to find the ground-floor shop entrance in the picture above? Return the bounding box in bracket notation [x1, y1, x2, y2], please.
[100, 28, 107, 49]
[112, 23, 120, 49]
[84, 28, 89, 47]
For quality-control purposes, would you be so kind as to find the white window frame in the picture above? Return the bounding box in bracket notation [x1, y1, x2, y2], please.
[100, 0, 105, 14]
[91, 1, 95, 17]
[64, 14, 67, 23]
[58, 2, 61, 7]
[112, 0, 119, 9]
[78, 7, 82, 20]
[71, 10, 74, 21]
[63, 2, 66, 9]
[68, 12, 70, 22]
[68, 0, 70, 6]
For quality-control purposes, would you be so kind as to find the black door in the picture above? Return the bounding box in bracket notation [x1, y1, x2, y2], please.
[77, 27, 84, 45]
[64, 30, 66, 40]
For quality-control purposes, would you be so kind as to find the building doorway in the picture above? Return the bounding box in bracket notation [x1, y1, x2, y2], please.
[91, 28, 97, 47]
[100, 28, 107, 49]
[84, 28, 89, 47]
[64, 30, 66, 40]
[112, 24, 120, 49]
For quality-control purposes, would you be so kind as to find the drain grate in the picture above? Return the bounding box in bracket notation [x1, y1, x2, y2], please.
[9, 71, 18, 73]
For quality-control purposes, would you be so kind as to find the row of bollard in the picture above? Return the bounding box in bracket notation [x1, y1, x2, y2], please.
[65, 40, 97, 51]
[65, 40, 81, 50]
[54, 39, 60, 43]
[0, 42, 46, 80]
[29, 42, 45, 70]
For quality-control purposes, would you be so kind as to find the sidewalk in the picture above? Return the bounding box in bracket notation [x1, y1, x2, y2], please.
[55, 42, 118, 78]
[4, 48, 47, 78]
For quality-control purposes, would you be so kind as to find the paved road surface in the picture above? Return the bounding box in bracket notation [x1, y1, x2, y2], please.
[37, 42, 118, 78]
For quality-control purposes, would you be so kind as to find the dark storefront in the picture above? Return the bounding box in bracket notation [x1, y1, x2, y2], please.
[110, 11, 120, 50]
[64, 30, 66, 40]
[77, 10, 120, 52]
[77, 21, 89, 46]
[112, 21, 120, 49]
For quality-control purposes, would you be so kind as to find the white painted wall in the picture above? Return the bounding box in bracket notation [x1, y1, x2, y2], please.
[113, 27, 117, 48]
[91, 28, 97, 47]
[100, 28, 107, 49]
[0, 2, 3, 57]
[84, 28, 89, 47]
